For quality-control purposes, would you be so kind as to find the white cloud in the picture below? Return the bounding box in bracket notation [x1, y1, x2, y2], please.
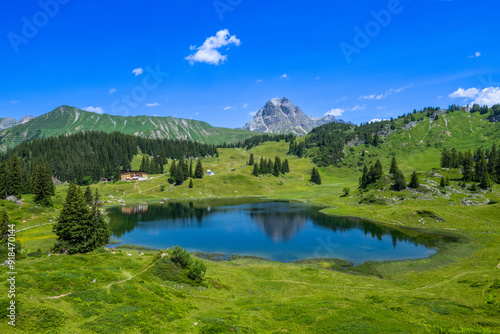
[9, 100, 19, 104]
[472, 87, 500, 106]
[242, 103, 248, 109]
[324, 108, 345, 117]
[84, 106, 104, 114]
[360, 85, 412, 100]
[351, 105, 365, 111]
[280, 74, 288, 79]
[109, 88, 117, 94]
[185, 29, 240, 65]
[132, 68, 144, 76]
[335, 96, 348, 103]
[195, 112, 199, 116]
[146, 102, 160, 107]
[315, 76, 320, 80]
[224, 106, 233, 110]
[247, 110, 258, 116]
[449, 87, 479, 99]
[468, 51, 481, 58]
[368, 118, 384, 123]
[376, 106, 386, 110]
[256, 79, 263, 83]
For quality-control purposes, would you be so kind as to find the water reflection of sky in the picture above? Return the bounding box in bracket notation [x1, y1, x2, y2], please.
[107, 200, 440, 264]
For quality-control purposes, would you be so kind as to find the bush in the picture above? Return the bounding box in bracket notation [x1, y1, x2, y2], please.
[170, 246, 192, 269]
[188, 259, 207, 281]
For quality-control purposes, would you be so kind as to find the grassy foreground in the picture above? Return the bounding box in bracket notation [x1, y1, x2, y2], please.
[1, 136, 500, 333]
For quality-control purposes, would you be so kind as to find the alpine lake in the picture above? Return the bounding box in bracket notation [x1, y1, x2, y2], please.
[106, 198, 452, 264]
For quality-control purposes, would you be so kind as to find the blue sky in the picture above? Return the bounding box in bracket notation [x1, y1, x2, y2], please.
[1, 0, 499, 127]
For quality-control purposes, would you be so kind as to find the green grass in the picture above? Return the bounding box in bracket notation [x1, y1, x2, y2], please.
[1, 110, 500, 333]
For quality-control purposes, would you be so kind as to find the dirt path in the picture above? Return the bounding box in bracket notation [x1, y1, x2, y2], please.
[44, 253, 167, 299]
[442, 114, 451, 136]
[16, 222, 55, 233]
[105, 253, 166, 289]
[419, 118, 432, 144]
[417, 272, 468, 290]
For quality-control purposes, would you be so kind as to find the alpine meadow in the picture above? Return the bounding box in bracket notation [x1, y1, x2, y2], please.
[1, 1, 500, 333]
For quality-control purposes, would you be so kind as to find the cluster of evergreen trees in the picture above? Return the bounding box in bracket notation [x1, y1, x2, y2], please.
[53, 184, 110, 254]
[359, 157, 419, 191]
[470, 103, 500, 118]
[0, 131, 218, 186]
[168, 159, 203, 186]
[287, 121, 390, 167]
[221, 133, 295, 150]
[0, 155, 26, 199]
[441, 144, 498, 188]
[251, 155, 290, 177]
[359, 160, 384, 189]
[139, 156, 165, 175]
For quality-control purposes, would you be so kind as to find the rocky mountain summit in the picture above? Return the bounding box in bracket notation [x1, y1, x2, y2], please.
[243, 97, 335, 136]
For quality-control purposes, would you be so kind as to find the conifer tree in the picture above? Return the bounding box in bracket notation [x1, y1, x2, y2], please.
[389, 156, 398, 175]
[53, 184, 91, 253]
[273, 157, 281, 177]
[175, 163, 184, 185]
[310, 167, 322, 185]
[374, 159, 384, 180]
[252, 163, 260, 176]
[267, 159, 274, 174]
[32, 164, 53, 206]
[259, 157, 266, 173]
[169, 160, 177, 176]
[0, 162, 6, 199]
[445, 176, 450, 186]
[194, 159, 204, 179]
[87, 189, 111, 251]
[84, 185, 93, 205]
[283, 159, 290, 173]
[440, 176, 446, 188]
[393, 170, 407, 191]
[6, 155, 22, 198]
[474, 148, 486, 182]
[189, 160, 194, 178]
[409, 171, 419, 188]
[480, 172, 492, 189]
[359, 164, 369, 189]
[0, 209, 9, 242]
[188, 179, 193, 188]
[462, 151, 474, 181]
[441, 148, 451, 168]
[248, 153, 254, 166]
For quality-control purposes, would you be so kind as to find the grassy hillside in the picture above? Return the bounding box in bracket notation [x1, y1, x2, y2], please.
[1, 109, 499, 333]
[0, 105, 256, 150]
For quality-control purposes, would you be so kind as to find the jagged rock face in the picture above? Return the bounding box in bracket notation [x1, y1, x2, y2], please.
[243, 97, 335, 136]
[0, 116, 34, 130]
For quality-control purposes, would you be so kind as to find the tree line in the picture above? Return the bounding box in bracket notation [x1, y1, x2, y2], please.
[0, 131, 218, 186]
[249, 154, 290, 177]
[441, 143, 498, 188]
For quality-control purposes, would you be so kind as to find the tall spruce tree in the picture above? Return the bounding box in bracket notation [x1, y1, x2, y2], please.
[480, 172, 492, 189]
[359, 164, 369, 189]
[188, 178, 193, 188]
[409, 171, 419, 188]
[32, 163, 53, 206]
[273, 157, 281, 177]
[389, 156, 398, 175]
[283, 159, 290, 173]
[0, 162, 6, 199]
[248, 153, 254, 166]
[0, 209, 9, 242]
[6, 155, 22, 198]
[53, 184, 91, 253]
[84, 185, 93, 205]
[462, 151, 474, 181]
[189, 160, 194, 178]
[194, 159, 204, 179]
[252, 163, 260, 176]
[88, 189, 111, 251]
[393, 170, 407, 191]
[310, 167, 322, 185]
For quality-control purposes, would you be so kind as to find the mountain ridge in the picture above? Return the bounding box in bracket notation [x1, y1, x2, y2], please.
[243, 97, 336, 135]
[0, 105, 256, 150]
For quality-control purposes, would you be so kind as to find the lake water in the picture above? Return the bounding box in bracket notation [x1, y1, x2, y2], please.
[106, 198, 442, 263]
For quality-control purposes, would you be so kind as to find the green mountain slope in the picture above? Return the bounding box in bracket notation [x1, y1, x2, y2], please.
[0, 105, 256, 150]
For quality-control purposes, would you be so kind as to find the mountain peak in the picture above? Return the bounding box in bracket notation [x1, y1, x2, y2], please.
[243, 97, 335, 136]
